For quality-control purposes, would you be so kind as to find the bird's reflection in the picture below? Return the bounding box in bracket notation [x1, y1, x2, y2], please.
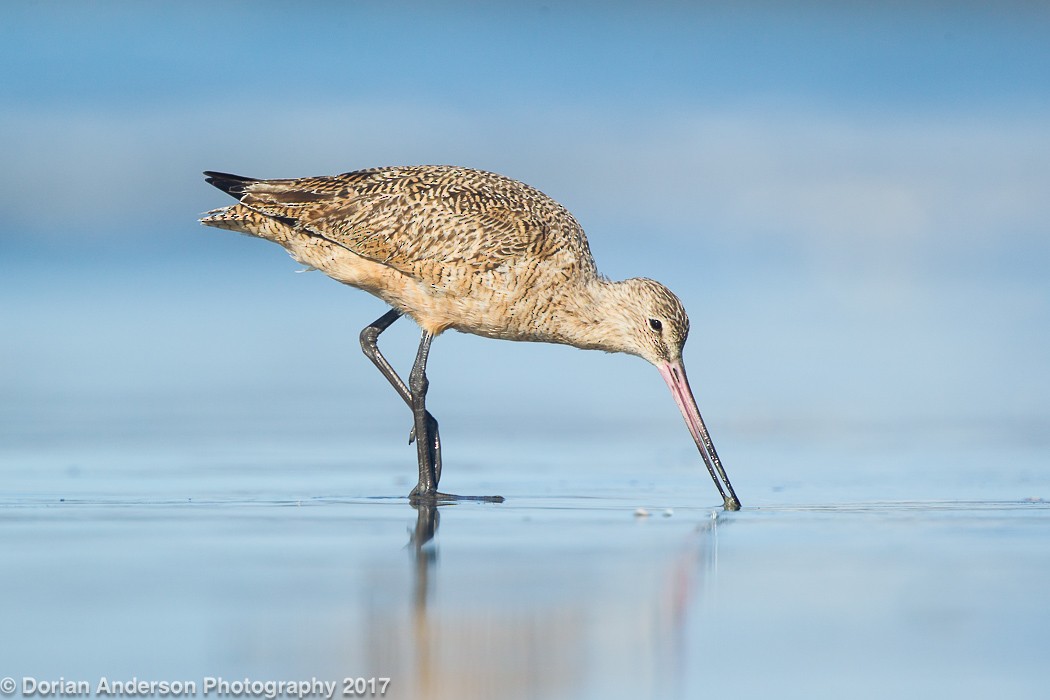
[408, 502, 439, 609]
[407, 503, 439, 694]
[366, 503, 729, 700]
[408, 502, 440, 550]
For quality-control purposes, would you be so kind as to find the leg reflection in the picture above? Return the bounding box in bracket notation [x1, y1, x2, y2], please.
[409, 502, 439, 611]
[409, 502, 439, 695]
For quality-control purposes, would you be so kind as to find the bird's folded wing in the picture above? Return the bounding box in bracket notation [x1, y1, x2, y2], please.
[240, 184, 585, 286]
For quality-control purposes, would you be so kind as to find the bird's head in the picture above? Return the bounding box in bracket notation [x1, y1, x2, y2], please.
[589, 277, 739, 510]
[599, 277, 690, 366]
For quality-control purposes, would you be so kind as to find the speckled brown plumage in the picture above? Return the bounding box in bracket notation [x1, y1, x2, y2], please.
[201, 165, 740, 508]
[201, 165, 687, 363]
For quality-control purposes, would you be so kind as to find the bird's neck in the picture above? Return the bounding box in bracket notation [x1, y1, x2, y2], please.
[546, 277, 637, 355]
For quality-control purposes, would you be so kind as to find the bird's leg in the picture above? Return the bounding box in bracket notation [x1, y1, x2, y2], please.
[360, 310, 442, 483]
[406, 330, 503, 504]
[360, 311, 502, 504]
[408, 330, 441, 498]
[359, 309, 409, 401]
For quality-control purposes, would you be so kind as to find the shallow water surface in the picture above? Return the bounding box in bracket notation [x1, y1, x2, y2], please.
[2, 442, 1048, 700]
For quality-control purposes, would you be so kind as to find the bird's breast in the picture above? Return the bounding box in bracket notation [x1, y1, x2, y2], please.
[386, 260, 582, 344]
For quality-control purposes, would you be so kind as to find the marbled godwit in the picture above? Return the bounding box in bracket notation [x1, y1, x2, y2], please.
[200, 166, 740, 510]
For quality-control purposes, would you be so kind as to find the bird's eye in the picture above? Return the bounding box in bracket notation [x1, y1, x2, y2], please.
[648, 318, 663, 332]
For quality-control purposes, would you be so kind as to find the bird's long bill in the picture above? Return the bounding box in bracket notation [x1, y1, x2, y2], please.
[658, 360, 741, 510]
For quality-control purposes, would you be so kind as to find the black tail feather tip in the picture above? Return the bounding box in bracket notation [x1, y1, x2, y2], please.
[203, 170, 257, 198]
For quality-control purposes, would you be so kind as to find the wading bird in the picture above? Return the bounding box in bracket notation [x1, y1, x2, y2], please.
[201, 166, 740, 509]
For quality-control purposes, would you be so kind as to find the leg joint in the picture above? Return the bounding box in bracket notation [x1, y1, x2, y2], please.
[360, 309, 402, 357]
[359, 325, 379, 356]
[408, 365, 429, 396]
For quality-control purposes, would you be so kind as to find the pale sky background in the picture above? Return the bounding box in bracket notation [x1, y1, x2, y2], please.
[2, 1, 1048, 473]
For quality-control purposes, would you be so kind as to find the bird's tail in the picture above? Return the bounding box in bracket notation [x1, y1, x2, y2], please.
[200, 171, 263, 233]
[199, 204, 256, 231]
[199, 170, 298, 240]
[203, 171, 258, 199]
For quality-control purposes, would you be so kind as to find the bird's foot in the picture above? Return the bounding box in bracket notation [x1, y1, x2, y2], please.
[408, 487, 504, 505]
[723, 495, 742, 511]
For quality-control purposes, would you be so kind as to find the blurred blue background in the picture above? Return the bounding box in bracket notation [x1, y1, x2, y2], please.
[3, 3, 1050, 698]
[3, 1, 1047, 484]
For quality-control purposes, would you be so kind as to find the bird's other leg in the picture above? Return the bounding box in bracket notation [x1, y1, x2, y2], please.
[359, 309, 442, 484]
[359, 309, 408, 402]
